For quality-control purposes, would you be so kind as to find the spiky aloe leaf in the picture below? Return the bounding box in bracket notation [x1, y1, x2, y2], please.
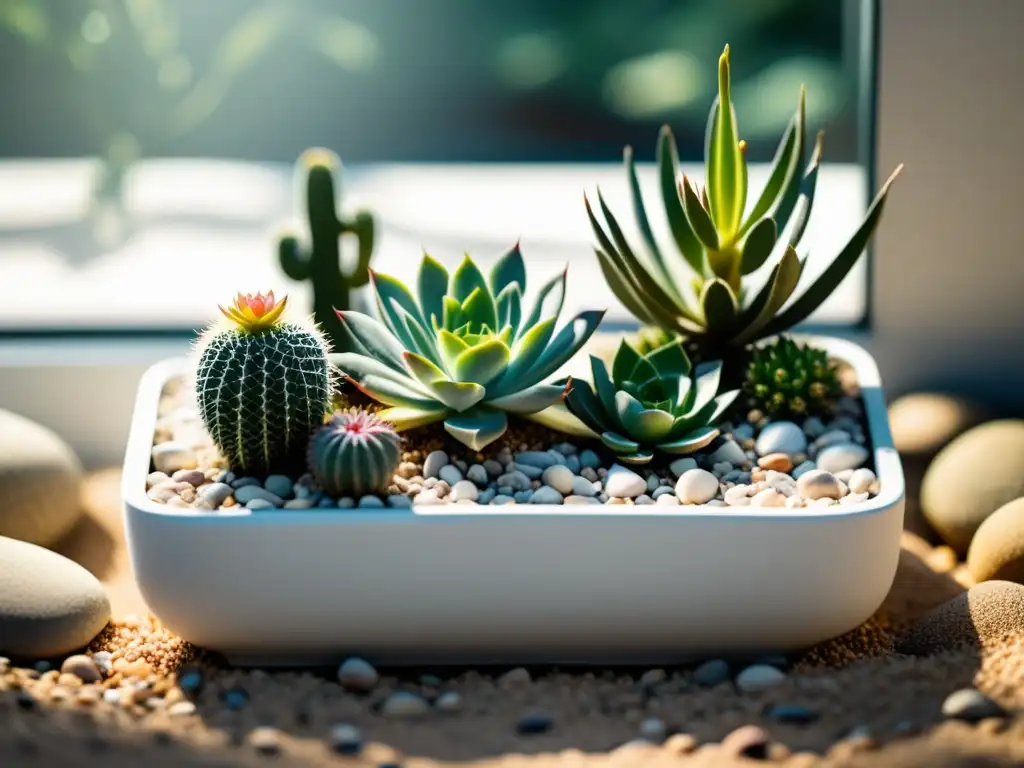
[706, 45, 745, 241]
[487, 382, 566, 413]
[787, 132, 824, 248]
[700, 279, 738, 333]
[680, 176, 719, 250]
[518, 309, 607, 391]
[494, 282, 523, 333]
[489, 241, 526, 296]
[624, 145, 669, 281]
[735, 246, 803, 344]
[517, 268, 566, 341]
[376, 405, 447, 431]
[657, 126, 705, 272]
[335, 310, 407, 372]
[740, 218, 777, 275]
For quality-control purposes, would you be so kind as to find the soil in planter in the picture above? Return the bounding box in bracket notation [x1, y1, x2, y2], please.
[146, 357, 881, 512]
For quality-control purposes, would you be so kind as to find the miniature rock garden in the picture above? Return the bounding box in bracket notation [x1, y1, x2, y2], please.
[145, 46, 900, 514]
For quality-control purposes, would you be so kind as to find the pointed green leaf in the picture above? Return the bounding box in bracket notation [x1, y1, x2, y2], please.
[564, 380, 612, 434]
[625, 144, 669, 281]
[443, 406, 508, 451]
[495, 316, 556, 394]
[657, 426, 720, 455]
[487, 382, 566, 414]
[396, 306, 443, 369]
[438, 329, 470, 373]
[489, 241, 526, 296]
[517, 268, 566, 341]
[762, 164, 904, 336]
[590, 355, 619, 421]
[376, 405, 448, 431]
[450, 254, 490, 306]
[429, 380, 487, 412]
[706, 45, 745, 240]
[738, 85, 805, 237]
[657, 125, 705, 272]
[680, 176, 719, 250]
[333, 311, 406, 372]
[517, 309, 606, 391]
[612, 340, 644, 387]
[402, 350, 448, 391]
[771, 86, 809, 236]
[371, 270, 426, 340]
[453, 338, 510, 386]
[594, 247, 667, 328]
[671, 374, 693, 411]
[495, 282, 522, 335]
[787, 131, 824, 248]
[646, 339, 692, 378]
[740, 218, 778, 275]
[459, 286, 498, 332]
[333, 352, 432, 398]
[700, 278, 738, 333]
[735, 245, 803, 344]
[617, 395, 675, 442]
[417, 254, 449, 331]
[687, 361, 724, 416]
[601, 431, 641, 454]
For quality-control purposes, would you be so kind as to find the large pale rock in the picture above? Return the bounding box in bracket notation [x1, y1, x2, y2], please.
[0, 536, 111, 657]
[967, 497, 1024, 584]
[0, 409, 83, 547]
[889, 392, 990, 458]
[920, 420, 1024, 555]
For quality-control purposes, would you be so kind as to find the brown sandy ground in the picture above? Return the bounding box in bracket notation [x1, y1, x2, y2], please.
[1, 469, 1023, 767]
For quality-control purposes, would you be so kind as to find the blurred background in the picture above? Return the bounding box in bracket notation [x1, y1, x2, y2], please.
[0, 0, 868, 332]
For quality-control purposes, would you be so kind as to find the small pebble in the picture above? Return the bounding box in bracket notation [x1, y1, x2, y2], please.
[423, 450, 449, 479]
[380, 692, 429, 718]
[247, 727, 282, 755]
[234, 486, 284, 506]
[847, 468, 878, 495]
[327, 723, 363, 755]
[757, 453, 793, 473]
[245, 499, 275, 510]
[693, 659, 730, 687]
[434, 691, 463, 713]
[605, 464, 647, 498]
[450, 480, 480, 502]
[755, 422, 807, 457]
[767, 704, 819, 724]
[516, 451, 557, 469]
[263, 475, 294, 499]
[655, 493, 680, 506]
[639, 717, 667, 743]
[516, 713, 553, 735]
[796, 469, 844, 501]
[151, 442, 198, 473]
[542, 465, 575, 495]
[387, 495, 413, 508]
[675, 468, 720, 504]
[941, 688, 1006, 722]
[669, 457, 698, 477]
[816, 442, 869, 474]
[721, 724, 772, 760]
[710, 439, 748, 466]
[466, 464, 489, 486]
[60, 655, 101, 684]
[531, 486, 564, 504]
[168, 701, 197, 717]
[223, 688, 249, 710]
[439, 465, 464, 486]
[338, 657, 379, 692]
[499, 667, 532, 686]
[579, 449, 601, 469]
[358, 495, 385, 508]
[735, 664, 786, 693]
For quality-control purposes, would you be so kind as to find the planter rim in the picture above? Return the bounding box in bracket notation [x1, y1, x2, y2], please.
[122, 333, 904, 524]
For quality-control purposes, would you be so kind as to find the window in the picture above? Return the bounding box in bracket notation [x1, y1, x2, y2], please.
[0, 0, 871, 333]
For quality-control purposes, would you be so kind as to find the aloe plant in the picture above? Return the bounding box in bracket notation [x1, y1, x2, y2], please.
[587, 44, 903, 361]
[564, 337, 738, 464]
[331, 244, 605, 451]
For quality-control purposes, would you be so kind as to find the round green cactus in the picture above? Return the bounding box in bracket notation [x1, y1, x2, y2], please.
[194, 291, 332, 477]
[744, 336, 840, 418]
[308, 408, 401, 498]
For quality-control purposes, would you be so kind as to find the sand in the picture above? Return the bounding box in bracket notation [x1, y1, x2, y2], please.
[2, 469, 1023, 767]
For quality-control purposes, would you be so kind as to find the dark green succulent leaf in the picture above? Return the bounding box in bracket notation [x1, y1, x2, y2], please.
[624, 144, 669, 279]
[495, 282, 522, 336]
[564, 380, 612, 434]
[417, 254, 449, 331]
[450, 254, 490, 305]
[590, 355, 619, 423]
[657, 426, 720, 455]
[593, 247, 662, 328]
[517, 268, 566, 340]
[686, 360, 724, 417]
[762, 164, 904, 337]
[700, 278, 738, 333]
[771, 87, 809, 236]
[612, 340, 644, 387]
[396, 306, 444, 370]
[601, 431, 641, 454]
[438, 329, 469, 373]
[735, 245, 803, 345]
[493, 317, 556, 394]
[703, 388, 741, 425]
[453, 338, 510, 386]
[376, 405, 448, 431]
[334, 311, 406, 372]
[657, 125, 705, 273]
[706, 46, 745, 240]
[671, 375, 693, 411]
[488, 382, 566, 414]
[443, 406, 509, 451]
[739, 85, 805, 238]
[680, 176, 719, 251]
[441, 296, 462, 332]
[646, 339, 692, 379]
[459, 285, 499, 332]
[372, 271, 426, 349]
[787, 131, 824, 248]
[520, 309, 606, 391]
[489, 241, 527, 297]
[740, 218, 777, 275]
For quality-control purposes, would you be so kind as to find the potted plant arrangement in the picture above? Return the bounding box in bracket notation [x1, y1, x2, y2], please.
[123, 46, 905, 665]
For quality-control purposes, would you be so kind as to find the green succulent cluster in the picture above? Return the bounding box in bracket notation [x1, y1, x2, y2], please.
[564, 337, 739, 464]
[587, 44, 902, 361]
[331, 244, 605, 451]
[744, 336, 841, 418]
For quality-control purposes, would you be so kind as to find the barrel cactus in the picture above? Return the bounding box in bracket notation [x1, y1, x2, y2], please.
[194, 290, 332, 477]
[331, 243, 605, 451]
[744, 336, 840, 418]
[308, 408, 402, 498]
[278, 148, 376, 353]
[565, 337, 739, 464]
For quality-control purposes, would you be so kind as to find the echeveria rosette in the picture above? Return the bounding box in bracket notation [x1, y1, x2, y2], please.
[587, 44, 903, 359]
[564, 337, 739, 465]
[330, 243, 606, 451]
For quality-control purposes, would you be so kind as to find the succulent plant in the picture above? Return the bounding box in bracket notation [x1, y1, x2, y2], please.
[331, 243, 606, 451]
[586, 44, 903, 362]
[194, 291, 332, 476]
[564, 337, 739, 464]
[744, 336, 840, 418]
[308, 408, 402, 498]
[278, 148, 376, 353]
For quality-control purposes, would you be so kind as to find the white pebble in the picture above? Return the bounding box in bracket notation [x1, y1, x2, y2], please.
[675, 468, 720, 504]
[605, 464, 647, 498]
[542, 464, 575, 495]
[755, 421, 807, 457]
[413, 489, 446, 506]
[151, 442, 197, 473]
[816, 442, 869, 474]
[564, 495, 601, 504]
[751, 488, 786, 507]
[841, 492, 870, 505]
[796, 469, 844, 501]
[449, 480, 479, 502]
[655, 493, 680, 506]
[724, 486, 752, 506]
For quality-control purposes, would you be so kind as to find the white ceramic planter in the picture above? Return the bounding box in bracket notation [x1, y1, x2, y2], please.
[122, 335, 904, 667]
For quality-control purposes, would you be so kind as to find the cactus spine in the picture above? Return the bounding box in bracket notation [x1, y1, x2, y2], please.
[308, 408, 402, 499]
[278, 148, 376, 353]
[194, 291, 332, 477]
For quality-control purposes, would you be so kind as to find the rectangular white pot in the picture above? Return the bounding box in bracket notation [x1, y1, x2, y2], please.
[122, 335, 905, 666]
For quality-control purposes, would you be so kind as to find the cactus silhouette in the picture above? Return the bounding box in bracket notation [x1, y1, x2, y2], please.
[278, 148, 376, 352]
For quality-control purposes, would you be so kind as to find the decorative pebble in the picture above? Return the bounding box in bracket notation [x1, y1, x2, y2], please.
[605, 464, 647, 498]
[531, 486, 564, 504]
[516, 451, 557, 469]
[499, 667, 531, 686]
[639, 718, 666, 742]
[542, 465, 575, 495]
[467, 464, 489, 486]
[223, 688, 249, 710]
[497, 470, 531, 492]
[168, 701, 197, 717]
[816, 442, 869, 473]
[434, 691, 463, 713]
[710, 439, 747, 466]
[263, 474, 294, 499]
[422, 450, 448, 479]
[358, 495, 385, 508]
[796, 469, 844, 501]
[516, 713, 553, 735]
[337, 657, 379, 692]
[328, 723, 363, 755]
[387, 495, 413, 509]
[720, 724, 772, 760]
[565, 495, 600, 505]
[735, 664, 786, 693]
[693, 659, 730, 687]
[847, 468, 878, 495]
[246, 499, 275, 510]
[151, 441, 198, 474]
[60, 654, 101, 683]
[655, 494, 680, 506]
[941, 688, 1006, 722]
[438, 465, 464, 486]
[579, 449, 601, 469]
[757, 453, 793, 473]
[755, 421, 807, 457]
[171, 468, 206, 486]
[178, 669, 203, 693]
[196, 482, 233, 508]
[380, 691, 430, 718]
[675, 468, 720, 504]
[234, 486, 284, 506]
[766, 704, 819, 724]
[247, 726, 282, 755]
[569, 475, 597, 497]
[450, 480, 480, 502]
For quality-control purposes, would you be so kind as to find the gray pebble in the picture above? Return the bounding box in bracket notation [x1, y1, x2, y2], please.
[318, 497, 338, 508]
[710, 439, 748, 466]
[796, 469, 844, 501]
[735, 664, 787, 693]
[337, 657, 378, 692]
[492, 494, 515, 505]
[580, 449, 601, 469]
[791, 460, 817, 479]
[434, 691, 463, 713]
[245, 499, 275, 510]
[327, 723, 363, 755]
[497, 471, 531, 491]
[635, 494, 653, 505]
[514, 462, 544, 480]
[693, 659, 730, 687]
[565, 495, 601, 504]
[580, 466, 599, 482]
[547, 449, 567, 465]
[565, 455, 581, 473]
[234, 486, 284, 506]
[386, 495, 413, 508]
[380, 691, 429, 718]
[552, 442, 577, 456]
[438, 465, 464, 486]
[263, 474, 294, 499]
[651, 486, 675, 500]
[337, 497, 355, 509]
[766, 704, 819, 724]
[231, 476, 261, 490]
[669, 457, 698, 477]
[570, 475, 597, 497]
[542, 465, 575, 495]
[531, 486, 564, 504]
[478, 488, 496, 504]
[941, 688, 1006, 722]
[357, 495, 385, 508]
[197, 482, 233, 507]
[514, 490, 534, 503]
[515, 451, 557, 469]
[453, 458, 468, 473]
[171, 469, 206, 486]
[816, 442, 869, 474]
[423, 450, 449, 479]
[483, 459, 504, 478]
[467, 464, 489, 486]
[755, 421, 807, 456]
